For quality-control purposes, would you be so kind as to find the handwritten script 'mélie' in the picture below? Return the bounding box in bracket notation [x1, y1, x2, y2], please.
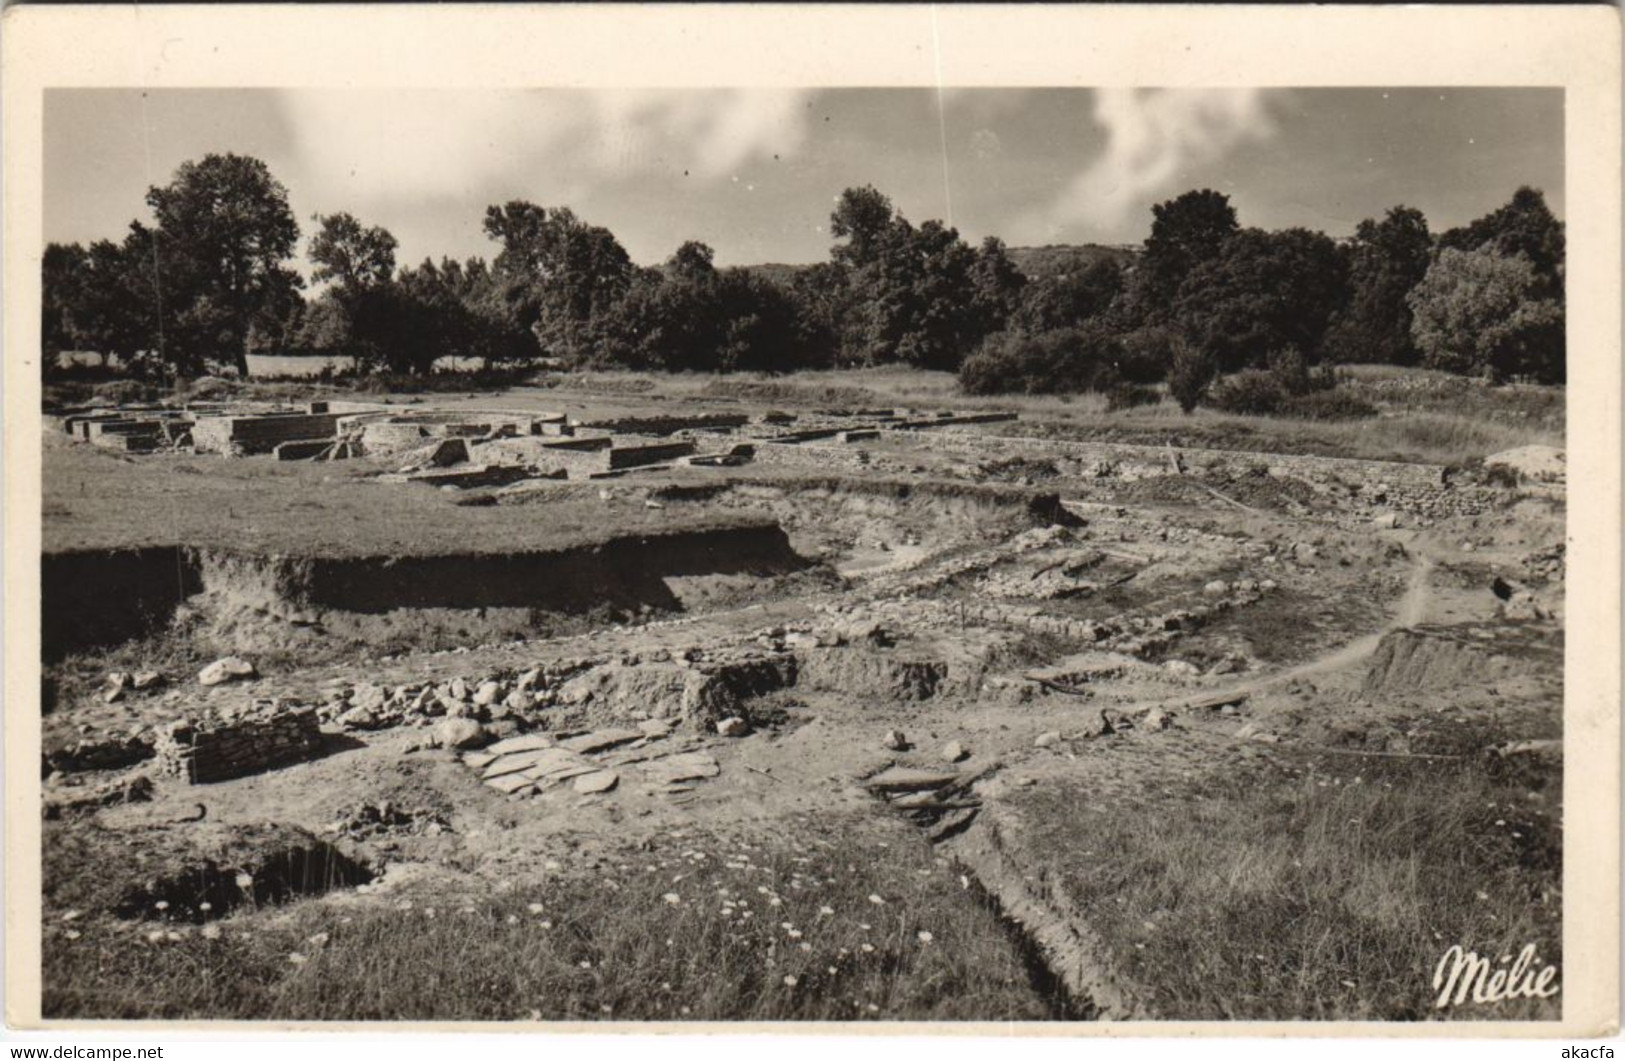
[1432, 943, 1559, 1009]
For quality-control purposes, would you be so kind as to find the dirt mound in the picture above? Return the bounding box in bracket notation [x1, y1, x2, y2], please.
[1363, 622, 1562, 700]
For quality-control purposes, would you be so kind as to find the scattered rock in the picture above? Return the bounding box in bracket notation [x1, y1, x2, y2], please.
[1142, 708, 1173, 731]
[1163, 659, 1199, 679]
[941, 740, 969, 763]
[102, 672, 131, 703]
[472, 681, 503, 708]
[434, 718, 487, 750]
[636, 718, 675, 739]
[1034, 730, 1061, 748]
[1371, 511, 1401, 530]
[880, 729, 909, 751]
[132, 671, 165, 691]
[1201, 580, 1229, 596]
[716, 717, 751, 738]
[198, 657, 256, 686]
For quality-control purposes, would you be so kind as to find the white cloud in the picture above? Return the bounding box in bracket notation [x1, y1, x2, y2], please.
[1042, 88, 1279, 234]
[279, 89, 814, 212]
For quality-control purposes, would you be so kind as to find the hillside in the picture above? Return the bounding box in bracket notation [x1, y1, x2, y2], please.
[741, 243, 1140, 289]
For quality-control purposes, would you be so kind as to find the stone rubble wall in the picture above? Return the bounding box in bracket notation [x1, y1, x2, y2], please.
[153, 707, 325, 784]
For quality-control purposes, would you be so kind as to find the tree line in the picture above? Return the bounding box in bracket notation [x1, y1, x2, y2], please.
[43, 152, 1565, 392]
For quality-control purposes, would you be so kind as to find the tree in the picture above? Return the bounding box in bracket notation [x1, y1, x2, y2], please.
[1440, 186, 1564, 298]
[1170, 227, 1348, 372]
[482, 201, 634, 364]
[968, 236, 1026, 337]
[143, 153, 302, 376]
[824, 188, 987, 370]
[1133, 189, 1240, 316]
[1320, 206, 1433, 365]
[1407, 247, 1565, 383]
[1011, 258, 1123, 333]
[42, 242, 89, 366]
[309, 212, 398, 291]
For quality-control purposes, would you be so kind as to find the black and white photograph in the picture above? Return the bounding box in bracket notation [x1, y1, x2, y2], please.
[4, 3, 1619, 1042]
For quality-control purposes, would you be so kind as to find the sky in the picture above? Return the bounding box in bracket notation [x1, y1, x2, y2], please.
[43, 87, 1564, 273]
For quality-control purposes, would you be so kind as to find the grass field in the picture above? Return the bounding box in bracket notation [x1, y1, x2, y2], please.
[41, 436, 762, 556]
[1010, 720, 1562, 1021]
[44, 815, 1064, 1021]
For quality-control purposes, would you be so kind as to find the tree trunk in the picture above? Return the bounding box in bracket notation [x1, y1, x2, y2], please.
[235, 345, 251, 378]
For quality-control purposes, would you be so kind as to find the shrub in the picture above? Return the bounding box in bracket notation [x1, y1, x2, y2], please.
[1278, 390, 1379, 421]
[1166, 337, 1218, 413]
[1105, 383, 1161, 412]
[958, 326, 1121, 396]
[1207, 369, 1286, 415]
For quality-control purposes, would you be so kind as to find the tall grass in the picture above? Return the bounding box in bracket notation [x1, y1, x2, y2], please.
[44, 816, 1062, 1021]
[1015, 745, 1561, 1020]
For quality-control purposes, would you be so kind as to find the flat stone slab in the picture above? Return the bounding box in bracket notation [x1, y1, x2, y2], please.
[863, 767, 962, 792]
[485, 774, 535, 795]
[559, 729, 644, 754]
[642, 752, 721, 784]
[532, 764, 602, 789]
[521, 750, 595, 780]
[572, 770, 620, 794]
[485, 734, 554, 756]
[482, 748, 571, 780]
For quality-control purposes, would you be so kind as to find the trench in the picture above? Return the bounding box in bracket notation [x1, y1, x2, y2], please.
[938, 816, 1148, 1020]
[41, 522, 813, 660]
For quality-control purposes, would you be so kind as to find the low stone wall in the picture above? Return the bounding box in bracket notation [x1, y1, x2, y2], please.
[192, 413, 345, 455]
[154, 707, 325, 783]
[929, 433, 1448, 491]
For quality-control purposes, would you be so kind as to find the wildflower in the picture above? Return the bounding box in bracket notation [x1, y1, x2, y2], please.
[818, 906, 834, 917]
[288, 952, 308, 965]
[827, 966, 838, 975]
[527, 903, 545, 914]
[145, 930, 165, 944]
[867, 1004, 880, 1013]
[154, 901, 170, 912]
[306, 932, 330, 947]
[199, 902, 213, 913]
[63, 929, 81, 940]
[768, 896, 783, 908]
[60, 910, 82, 922]
[861, 943, 875, 953]
[917, 931, 934, 944]
[538, 920, 553, 929]
[235, 873, 254, 890]
[165, 931, 183, 942]
[663, 893, 682, 905]
[783, 975, 799, 987]
[506, 914, 519, 925]
[788, 929, 803, 940]
[201, 925, 222, 940]
[867, 894, 885, 905]
[579, 960, 593, 969]
[528, 1009, 542, 1020]
[798, 942, 812, 952]
[859, 923, 872, 931]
